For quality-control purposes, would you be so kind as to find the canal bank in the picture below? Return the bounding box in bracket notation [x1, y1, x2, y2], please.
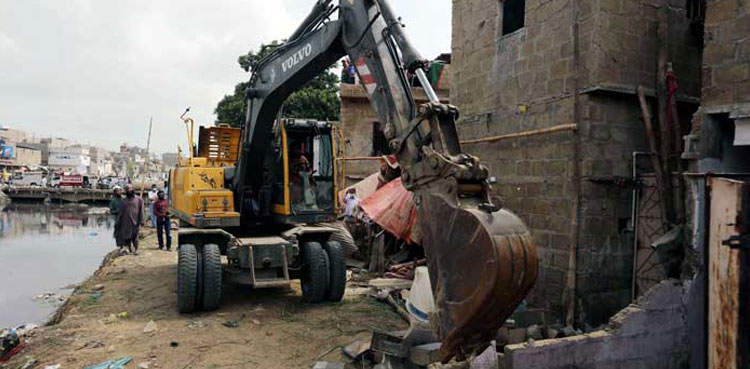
[1, 232, 407, 369]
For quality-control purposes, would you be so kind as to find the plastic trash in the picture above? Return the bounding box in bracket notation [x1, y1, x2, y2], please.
[143, 320, 157, 334]
[43, 365, 61, 369]
[83, 357, 132, 369]
[405, 266, 435, 323]
[221, 321, 239, 328]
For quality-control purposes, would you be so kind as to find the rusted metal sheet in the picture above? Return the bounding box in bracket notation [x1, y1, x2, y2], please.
[419, 194, 538, 362]
[708, 178, 748, 369]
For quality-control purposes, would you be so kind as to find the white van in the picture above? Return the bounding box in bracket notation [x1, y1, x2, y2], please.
[15, 172, 46, 187]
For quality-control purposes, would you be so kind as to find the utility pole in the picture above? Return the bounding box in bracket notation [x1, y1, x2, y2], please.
[140, 117, 153, 197]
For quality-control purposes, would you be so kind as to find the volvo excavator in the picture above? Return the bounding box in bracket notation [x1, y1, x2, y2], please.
[170, 0, 538, 363]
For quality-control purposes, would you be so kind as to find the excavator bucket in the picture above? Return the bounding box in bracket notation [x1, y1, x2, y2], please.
[418, 193, 538, 362]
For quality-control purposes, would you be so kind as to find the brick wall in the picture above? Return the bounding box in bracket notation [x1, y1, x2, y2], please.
[452, 0, 702, 326]
[702, 0, 750, 107]
[501, 280, 690, 369]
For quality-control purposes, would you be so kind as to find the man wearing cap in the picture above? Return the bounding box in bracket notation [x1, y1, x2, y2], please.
[115, 184, 144, 255]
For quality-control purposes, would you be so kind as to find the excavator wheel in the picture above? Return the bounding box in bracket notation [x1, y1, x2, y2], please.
[177, 244, 198, 313]
[418, 193, 538, 362]
[201, 244, 222, 311]
[323, 241, 346, 302]
[301, 241, 328, 303]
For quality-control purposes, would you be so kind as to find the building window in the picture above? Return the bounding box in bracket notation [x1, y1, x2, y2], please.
[372, 122, 391, 156]
[502, 0, 525, 36]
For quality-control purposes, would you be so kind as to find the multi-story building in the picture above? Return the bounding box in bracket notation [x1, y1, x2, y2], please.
[48, 146, 91, 174]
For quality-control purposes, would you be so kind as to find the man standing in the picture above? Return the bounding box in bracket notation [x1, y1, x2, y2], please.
[153, 190, 171, 251]
[116, 184, 144, 255]
[109, 186, 123, 248]
[147, 184, 158, 228]
[109, 186, 123, 215]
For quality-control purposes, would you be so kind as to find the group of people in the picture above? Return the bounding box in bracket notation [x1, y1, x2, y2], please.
[109, 183, 171, 255]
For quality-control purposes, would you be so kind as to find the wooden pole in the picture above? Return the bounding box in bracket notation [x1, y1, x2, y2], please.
[638, 87, 672, 230]
[140, 117, 153, 198]
[460, 124, 578, 145]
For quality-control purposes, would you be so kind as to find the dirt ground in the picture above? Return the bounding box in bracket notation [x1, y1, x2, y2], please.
[2, 232, 407, 369]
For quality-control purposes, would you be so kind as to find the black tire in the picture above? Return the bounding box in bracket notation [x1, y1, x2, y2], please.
[201, 243, 222, 311]
[301, 242, 328, 303]
[177, 244, 198, 313]
[323, 241, 347, 302]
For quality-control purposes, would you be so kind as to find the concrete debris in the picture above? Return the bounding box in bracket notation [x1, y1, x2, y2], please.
[312, 362, 345, 369]
[142, 320, 157, 334]
[470, 344, 498, 369]
[526, 325, 543, 340]
[188, 320, 206, 329]
[368, 278, 413, 290]
[342, 339, 371, 360]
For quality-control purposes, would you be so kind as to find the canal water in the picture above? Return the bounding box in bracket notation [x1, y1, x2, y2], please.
[0, 204, 115, 329]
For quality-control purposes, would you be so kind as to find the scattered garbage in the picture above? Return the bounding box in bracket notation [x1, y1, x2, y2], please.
[222, 321, 239, 328]
[43, 364, 61, 369]
[251, 319, 261, 325]
[117, 312, 129, 319]
[83, 357, 132, 369]
[33, 292, 66, 306]
[188, 320, 206, 329]
[0, 330, 24, 363]
[20, 357, 38, 369]
[14, 324, 39, 337]
[91, 284, 105, 291]
[138, 361, 151, 369]
[169, 341, 179, 348]
[143, 320, 157, 334]
[87, 291, 103, 303]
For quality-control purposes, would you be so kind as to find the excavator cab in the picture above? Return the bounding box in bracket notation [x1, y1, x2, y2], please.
[266, 119, 337, 225]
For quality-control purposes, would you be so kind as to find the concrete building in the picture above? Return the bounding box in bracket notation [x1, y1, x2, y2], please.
[446, 1, 746, 368]
[451, 0, 702, 327]
[89, 146, 114, 176]
[48, 146, 91, 174]
[339, 60, 452, 185]
[14, 143, 42, 168]
[39, 138, 71, 166]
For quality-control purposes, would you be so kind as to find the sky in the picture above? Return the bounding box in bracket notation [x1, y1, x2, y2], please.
[0, 0, 451, 154]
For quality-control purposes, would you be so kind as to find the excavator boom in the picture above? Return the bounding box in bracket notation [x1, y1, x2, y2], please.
[234, 0, 538, 361]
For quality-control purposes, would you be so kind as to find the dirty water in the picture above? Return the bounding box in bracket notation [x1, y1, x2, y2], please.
[0, 204, 115, 328]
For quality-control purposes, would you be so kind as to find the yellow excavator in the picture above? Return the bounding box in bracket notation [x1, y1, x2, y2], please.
[169, 0, 538, 362]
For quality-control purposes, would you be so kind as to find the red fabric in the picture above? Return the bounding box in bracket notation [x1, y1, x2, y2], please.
[153, 199, 169, 218]
[359, 178, 420, 244]
[666, 70, 679, 128]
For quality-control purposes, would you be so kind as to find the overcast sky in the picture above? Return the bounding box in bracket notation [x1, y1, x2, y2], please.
[0, 1, 451, 154]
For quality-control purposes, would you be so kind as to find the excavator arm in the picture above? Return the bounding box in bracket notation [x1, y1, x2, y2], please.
[233, 0, 538, 362]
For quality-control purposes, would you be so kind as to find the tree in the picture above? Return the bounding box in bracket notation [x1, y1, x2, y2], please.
[215, 41, 340, 127]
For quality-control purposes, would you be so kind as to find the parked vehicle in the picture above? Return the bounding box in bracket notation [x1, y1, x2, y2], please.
[13, 171, 47, 187]
[52, 173, 85, 188]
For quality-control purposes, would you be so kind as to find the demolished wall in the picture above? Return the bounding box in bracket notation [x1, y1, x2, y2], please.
[501, 280, 690, 369]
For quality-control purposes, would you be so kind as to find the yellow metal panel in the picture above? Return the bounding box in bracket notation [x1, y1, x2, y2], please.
[280, 124, 291, 215]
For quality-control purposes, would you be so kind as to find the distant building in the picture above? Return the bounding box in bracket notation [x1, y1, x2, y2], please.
[161, 153, 179, 167]
[14, 143, 42, 168]
[48, 146, 91, 174]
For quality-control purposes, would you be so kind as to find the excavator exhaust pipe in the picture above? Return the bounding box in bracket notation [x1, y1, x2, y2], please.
[418, 193, 539, 362]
